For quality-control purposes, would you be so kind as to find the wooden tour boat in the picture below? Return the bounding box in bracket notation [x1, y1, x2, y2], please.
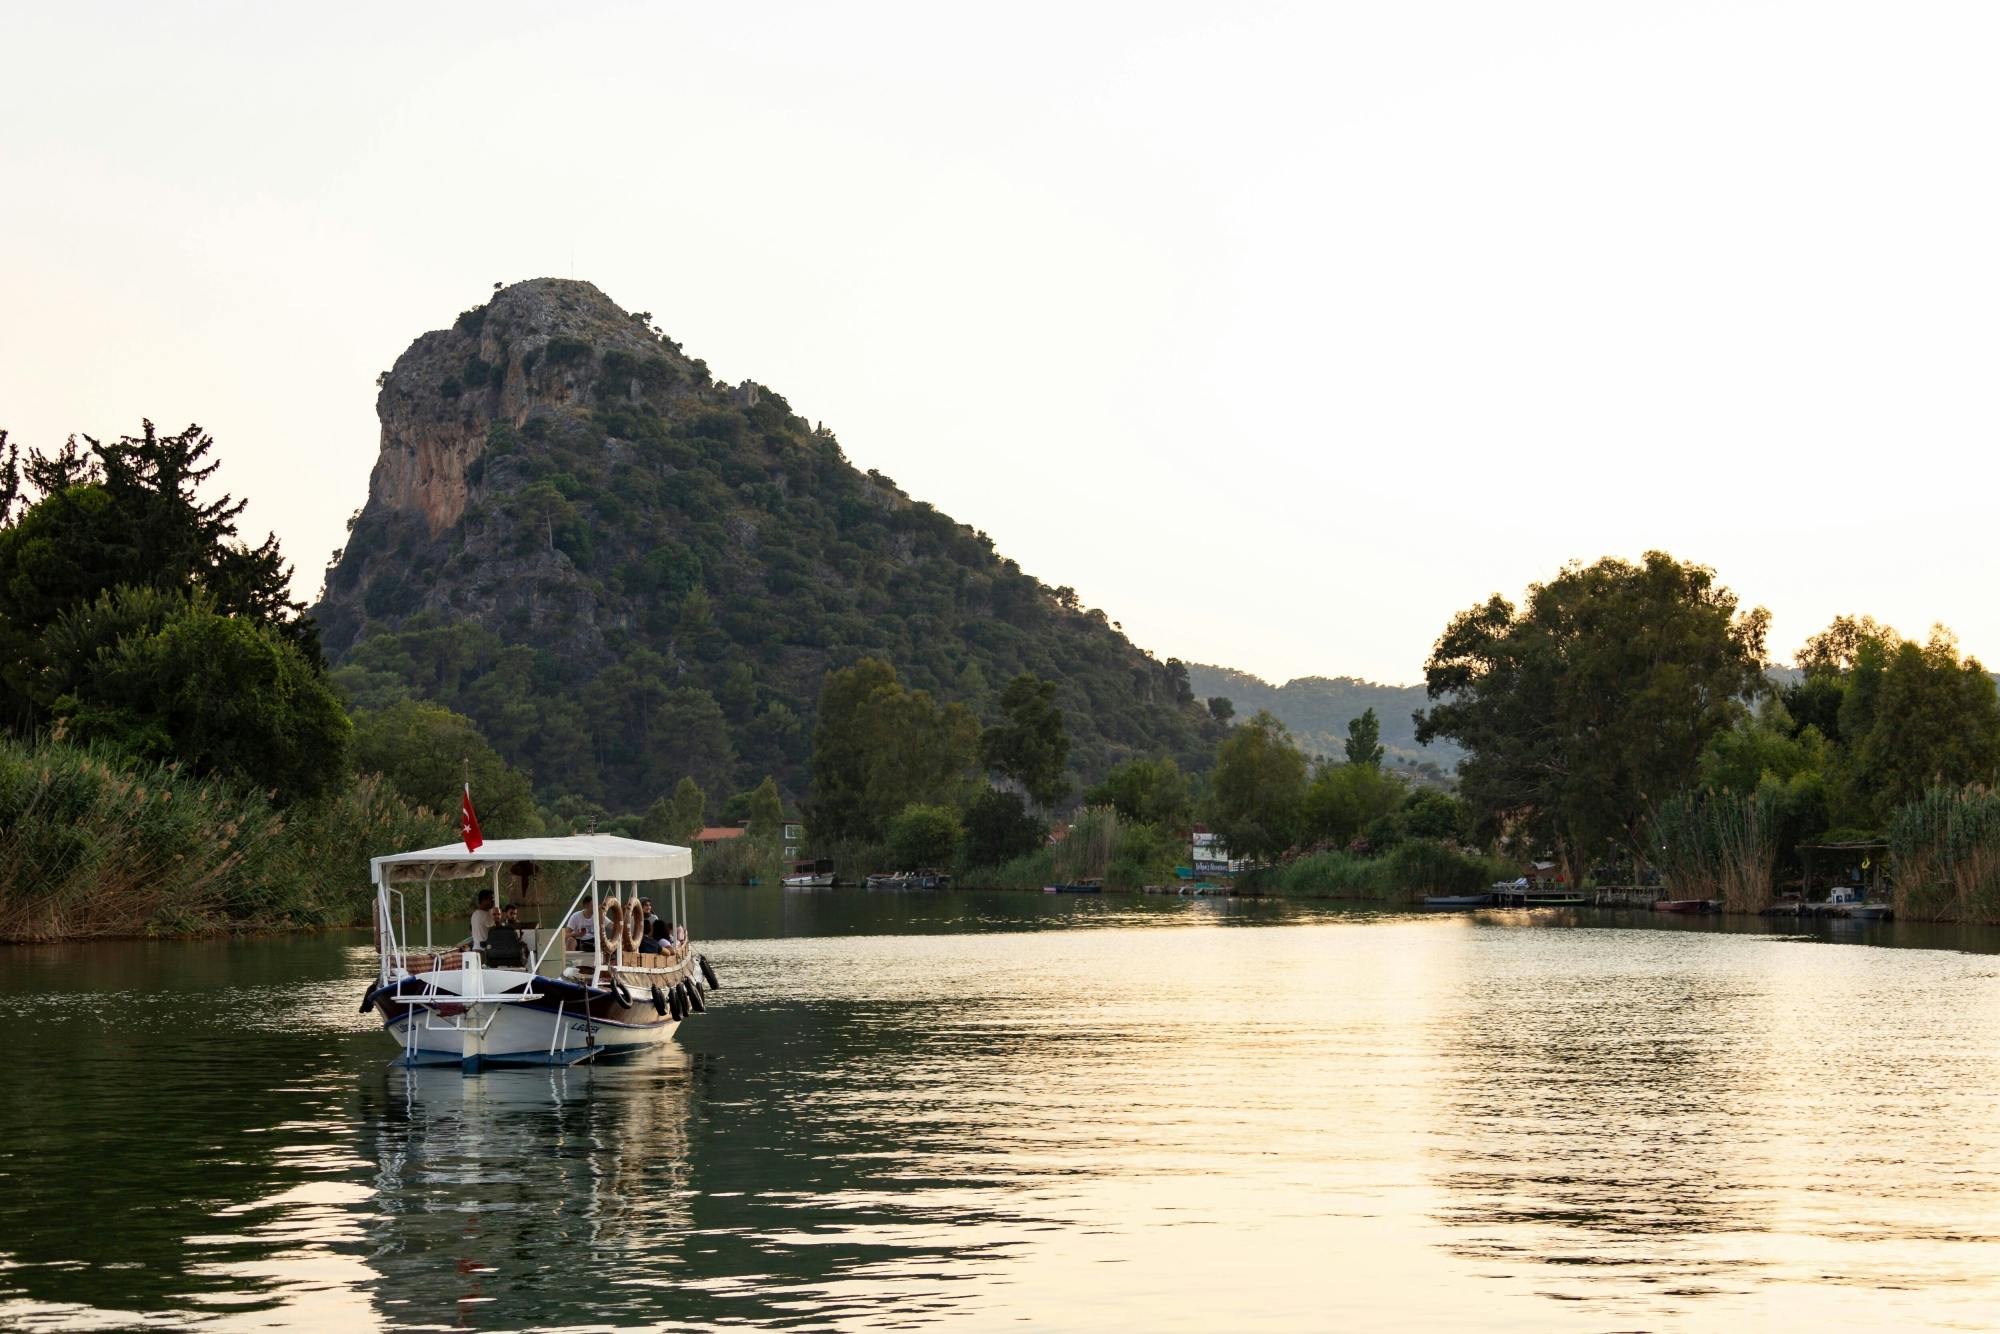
[366, 835, 719, 1073]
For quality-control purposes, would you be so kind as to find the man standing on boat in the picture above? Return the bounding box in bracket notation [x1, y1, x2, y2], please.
[466, 888, 497, 951]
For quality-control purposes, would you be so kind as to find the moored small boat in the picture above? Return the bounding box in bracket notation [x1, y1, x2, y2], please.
[1044, 879, 1104, 894]
[1423, 893, 1491, 909]
[1652, 898, 1715, 913]
[865, 870, 950, 890]
[1827, 886, 1893, 920]
[782, 857, 836, 888]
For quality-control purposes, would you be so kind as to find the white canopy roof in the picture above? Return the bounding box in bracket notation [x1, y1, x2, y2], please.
[371, 835, 693, 886]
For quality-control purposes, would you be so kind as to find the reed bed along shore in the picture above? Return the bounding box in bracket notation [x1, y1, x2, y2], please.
[1650, 789, 1779, 913]
[1889, 786, 2000, 924]
[0, 737, 449, 943]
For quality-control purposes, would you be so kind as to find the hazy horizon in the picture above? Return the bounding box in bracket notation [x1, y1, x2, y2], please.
[5, 2, 1996, 685]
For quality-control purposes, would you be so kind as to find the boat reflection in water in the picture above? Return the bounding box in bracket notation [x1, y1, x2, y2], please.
[356, 1043, 699, 1326]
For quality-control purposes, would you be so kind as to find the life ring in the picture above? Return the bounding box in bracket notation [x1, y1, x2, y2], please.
[699, 955, 721, 990]
[650, 984, 668, 1016]
[607, 976, 634, 1010]
[600, 899, 625, 949]
[623, 899, 646, 952]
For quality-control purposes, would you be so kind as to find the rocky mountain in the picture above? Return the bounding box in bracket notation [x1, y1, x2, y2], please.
[1184, 664, 1463, 775]
[317, 279, 1222, 811]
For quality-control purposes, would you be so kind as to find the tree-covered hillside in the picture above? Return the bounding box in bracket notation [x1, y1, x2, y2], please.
[317, 279, 1222, 812]
[1185, 664, 1463, 773]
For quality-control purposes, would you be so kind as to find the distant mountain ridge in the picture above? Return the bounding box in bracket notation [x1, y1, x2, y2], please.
[1184, 664, 1464, 772]
[316, 279, 1223, 811]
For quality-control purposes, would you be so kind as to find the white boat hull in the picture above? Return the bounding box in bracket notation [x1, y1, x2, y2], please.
[371, 961, 698, 1071]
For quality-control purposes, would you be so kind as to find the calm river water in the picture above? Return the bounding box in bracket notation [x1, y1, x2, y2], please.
[3, 893, 2000, 1331]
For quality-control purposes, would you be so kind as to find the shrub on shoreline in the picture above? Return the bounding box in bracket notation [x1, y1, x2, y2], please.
[1251, 840, 1516, 901]
[0, 736, 452, 942]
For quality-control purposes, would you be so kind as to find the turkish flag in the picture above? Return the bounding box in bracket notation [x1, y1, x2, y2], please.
[461, 783, 484, 852]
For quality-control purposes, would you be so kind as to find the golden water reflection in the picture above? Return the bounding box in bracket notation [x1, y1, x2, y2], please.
[2, 899, 1999, 1329]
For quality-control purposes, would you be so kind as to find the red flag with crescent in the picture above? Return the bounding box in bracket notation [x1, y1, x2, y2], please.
[461, 783, 484, 852]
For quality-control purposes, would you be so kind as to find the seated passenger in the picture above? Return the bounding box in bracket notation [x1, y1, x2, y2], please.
[483, 922, 526, 967]
[564, 903, 595, 949]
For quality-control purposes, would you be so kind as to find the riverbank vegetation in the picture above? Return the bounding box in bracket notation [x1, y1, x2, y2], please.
[1412, 557, 2000, 921]
[9, 418, 2000, 935]
[0, 426, 461, 939]
[0, 734, 447, 942]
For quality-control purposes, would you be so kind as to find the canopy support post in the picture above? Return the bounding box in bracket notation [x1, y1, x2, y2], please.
[589, 872, 601, 982]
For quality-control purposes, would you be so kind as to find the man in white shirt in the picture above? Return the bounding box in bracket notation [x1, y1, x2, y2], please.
[564, 903, 595, 948]
[466, 889, 497, 950]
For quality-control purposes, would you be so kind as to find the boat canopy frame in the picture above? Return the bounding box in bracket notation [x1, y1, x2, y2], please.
[371, 835, 695, 984]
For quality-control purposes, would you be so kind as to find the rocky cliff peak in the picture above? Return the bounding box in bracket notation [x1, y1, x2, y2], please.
[369, 278, 701, 535]
[318, 280, 1218, 810]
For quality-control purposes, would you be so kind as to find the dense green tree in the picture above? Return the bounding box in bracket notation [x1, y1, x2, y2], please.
[1343, 708, 1384, 767]
[1698, 696, 1828, 796]
[1850, 629, 2000, 820]
[1415, 552, 1767, 876]
[351, 698, 540, 836]
[1796, 615, 1897, 677]
[807, 659, 898, 841]
[1758, 616, 2000, 834]
[961, 788, 1045, 867]
[646, 687, 736, 800]
[1209, 710, 1308, 861]
[56, 598, 350, 804]
[886, 802, 962, 870]
[978, 674, 1069, 807]
[640, 776, 707, 843]
[1084, 756, 1193, 830]
[1780, 671, 1850, 747]
[743, 775, 786, 840]
[1401, 788, 1468, 841]
[808, 659, 978, 841]
[30, 584, 187, 712]
[1207, 696, 1235, 723]
[0, 423, 314, 727]
[1299, 760, 1406, 848]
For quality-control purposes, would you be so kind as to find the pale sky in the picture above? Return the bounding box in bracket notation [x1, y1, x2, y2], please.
[3, 2, 1995, 685]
